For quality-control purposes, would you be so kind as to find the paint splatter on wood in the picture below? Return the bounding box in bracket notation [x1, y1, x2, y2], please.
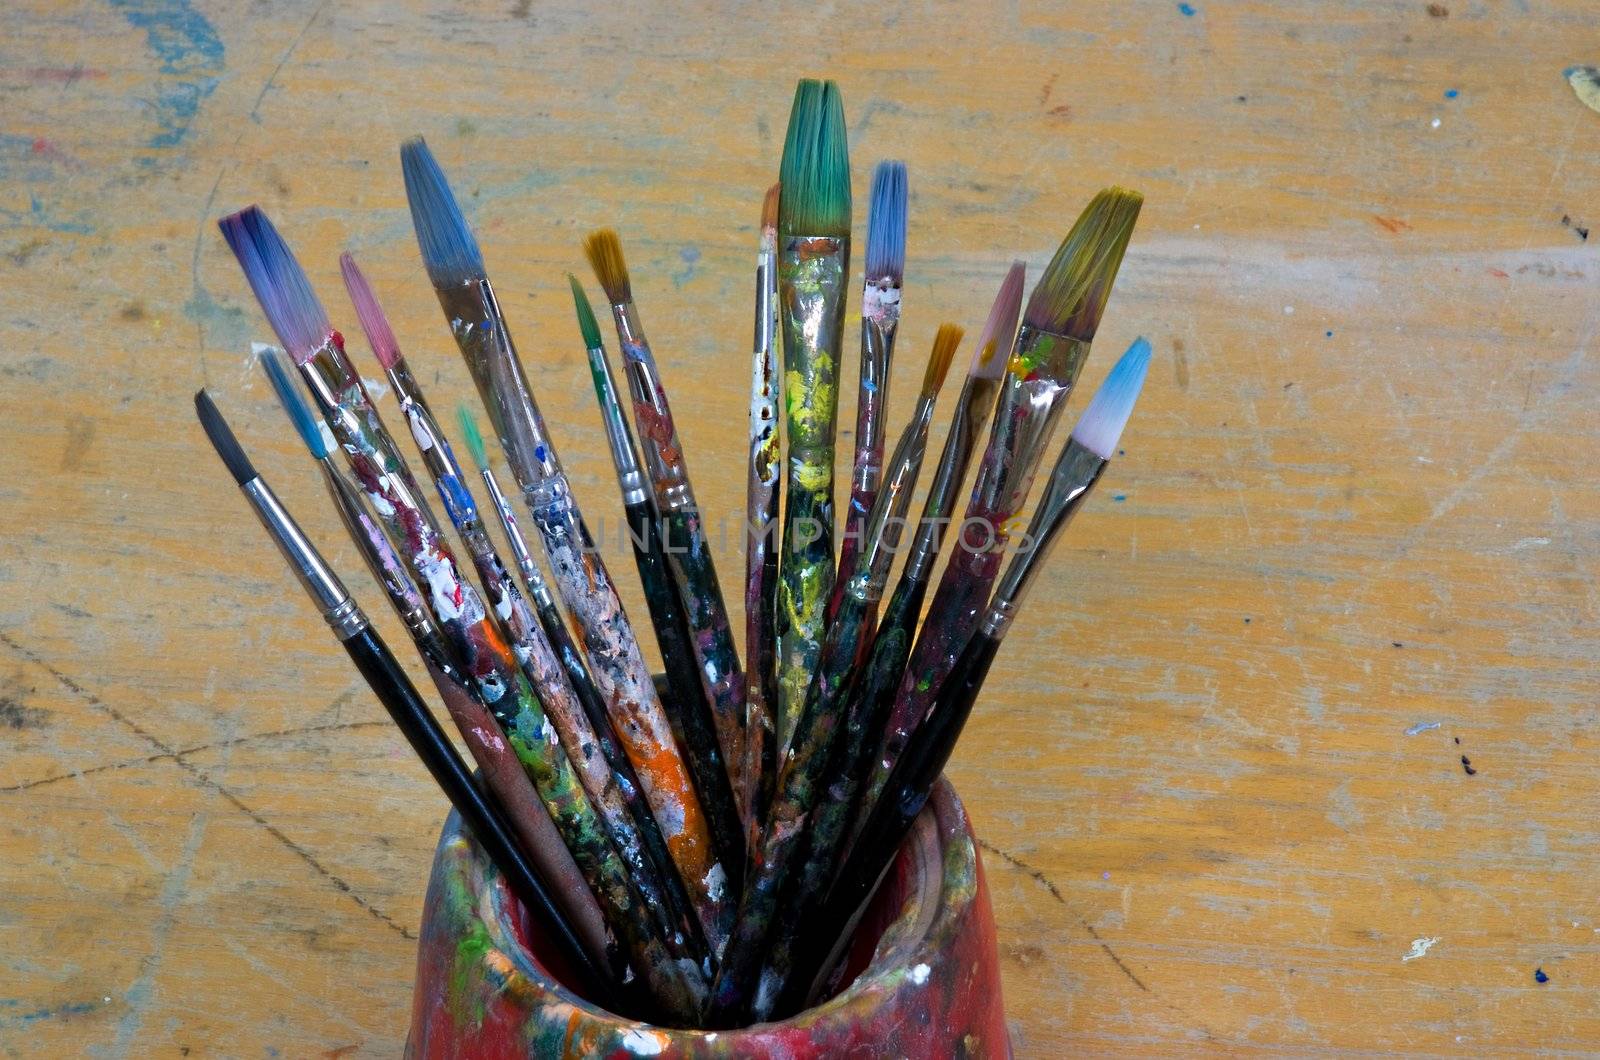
[1565, 66, 1600, 115]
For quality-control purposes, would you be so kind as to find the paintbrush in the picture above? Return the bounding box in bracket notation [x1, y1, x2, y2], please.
[259, 346, 622, 980]
[743, 183, 783, 836]
[569, 272, 747, 894]
[192, 389, 618, 1008]
[708, 327, 961, 1023]
[748, 324, 962, 1019]
[857, 188, 1142, 832]
[827, 160, 907, 632]
[401, 138, 733, 956]
[584, 230, 748, 814]
[790, 337, 1152, 1012]
[339, 255, 708, 987]
[774, 79, 851, 754]
[457, 401, 713, 972]
[219, 208, 701, 1020]
[837, 262, 1024, 860]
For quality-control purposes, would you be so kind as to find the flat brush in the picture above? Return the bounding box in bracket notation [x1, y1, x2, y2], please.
[743, 183, 782, 835]
[838, 262, 1023, 860]
[402, 138, 732, 955]
[861, 188, 1142, 829]
[458, 401, 713, 973]
[749, 323, 962, 1020]
[827, 160, 907, 632]
[570, 273, 747, 895]
[192, 389, 615, 1007]
[220, 208, 699, 1020]
[774, 79, 851, 753]
[790, 337, 1152, 1010]
[340, 255, 708, 989]
[260, 346, 620, 980]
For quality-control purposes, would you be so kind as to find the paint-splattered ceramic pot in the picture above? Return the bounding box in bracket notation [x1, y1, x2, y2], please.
[408, 777, 1008, 1058]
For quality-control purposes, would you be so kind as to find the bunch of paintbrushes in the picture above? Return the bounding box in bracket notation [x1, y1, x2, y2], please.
[194, 75, 1153, 1028]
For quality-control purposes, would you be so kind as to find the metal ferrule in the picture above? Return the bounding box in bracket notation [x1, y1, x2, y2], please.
[779, 235, 849, 486]
[481, 466, 557, 611]
[613, 302, 694, 513]
[968, 325, 1090, 521]
[903, 373, 1002, 584]
[857, 393, 936, 599]
[319, 458, 432, 634]
[241, 476, 367, 641]
[753, 253, 777, 366]
[398, 392, 481, 532]
[433, 278, 562, 492]
[586, 342, 650, 508]
[981, 439, 1105, 639]
[851, 301, 897, 493]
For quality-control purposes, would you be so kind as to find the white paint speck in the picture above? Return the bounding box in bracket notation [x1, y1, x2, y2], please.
[1416, 455, 1434, 464]
[1283, 305, 1295, 315]
[1402, 936, 1440, 962]
[1510, 537, 1551, 551]
[362, 376, 391, 400]
[620, 1029, 665, 1055]
[1404, 721, 1441, 736]
[703, 862, 727, 901]
[1430, 117, 1442, 128]
[909, 963, 930, 985]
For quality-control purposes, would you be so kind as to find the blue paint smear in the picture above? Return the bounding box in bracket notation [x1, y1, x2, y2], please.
[1404, 720, 1441, 736]
[1178, 2, 1197, 14]
[1444, 88, 1459, 99]
[0, 193, 95, 234]
[107, 0, 225, 149]
[1535, 967, 1550, 983]
[1325, 329, 1334, 337]
[3, 1002, 96, 1026]
[1112, 493, 1127, 503]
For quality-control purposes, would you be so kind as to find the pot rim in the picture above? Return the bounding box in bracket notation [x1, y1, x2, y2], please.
[441, 776, 978, 1040]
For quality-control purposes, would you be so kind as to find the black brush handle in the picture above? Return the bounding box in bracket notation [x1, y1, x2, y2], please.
[784, 629, 1001, 1011]
[339, 624, 616, 1006]
[625, 499, 748, 885]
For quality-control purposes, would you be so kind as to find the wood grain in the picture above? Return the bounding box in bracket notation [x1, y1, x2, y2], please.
[2, 0, 1597, 1054]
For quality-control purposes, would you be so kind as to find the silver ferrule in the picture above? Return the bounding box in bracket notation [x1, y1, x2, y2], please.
[981, 439, 1106, 639]
[586, 343, 650, 508]
[851, 295, 899, 494]
[614, 303, 695, 513]
[241, 476, 367, 641]
[857, 394, 936, 597]
[904, 375, 992, 584]
[969, 325, 1091, 520]
[436, 278, 562, 494]
[753, 254, 777, 363]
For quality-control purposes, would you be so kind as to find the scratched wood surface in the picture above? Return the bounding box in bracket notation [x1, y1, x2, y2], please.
[2, 0, 1598, 1054]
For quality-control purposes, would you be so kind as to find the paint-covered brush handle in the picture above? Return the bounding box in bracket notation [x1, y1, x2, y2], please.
[339, 625, 616, 1007]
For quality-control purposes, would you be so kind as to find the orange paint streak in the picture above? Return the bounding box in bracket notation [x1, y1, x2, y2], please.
[1371, 214, 1412, 234]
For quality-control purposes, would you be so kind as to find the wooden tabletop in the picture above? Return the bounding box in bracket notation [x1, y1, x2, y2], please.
[4, 0, 1597, 1054]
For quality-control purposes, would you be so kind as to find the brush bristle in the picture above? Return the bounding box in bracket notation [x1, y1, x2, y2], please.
[1071, 337, 1151, 459]
[457, 402, 489, 471]
[970, 261, 1025, 380]
[762, 183, 781, 232]
[864, 160, 907, 281]
[217, 207, 333, 363]
[568, 273, 603, 350]
[259, 344, 329, 460]
[401, 137, 485, 287]
[339, 253, 402, 371]
[922, 324, 963, 396]
[194, 389, 257, 486]
[582, 229, 631, 305]
[1023, 187, 1143, 339]
[778, 79, 851, 237]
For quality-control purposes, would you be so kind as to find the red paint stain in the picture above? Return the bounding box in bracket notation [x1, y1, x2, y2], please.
[1371, 215, 1412, 234]
[23, 66, 107, 84]
[1047, 105, 1072, 119]
[1487, 267, 1509, 278]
